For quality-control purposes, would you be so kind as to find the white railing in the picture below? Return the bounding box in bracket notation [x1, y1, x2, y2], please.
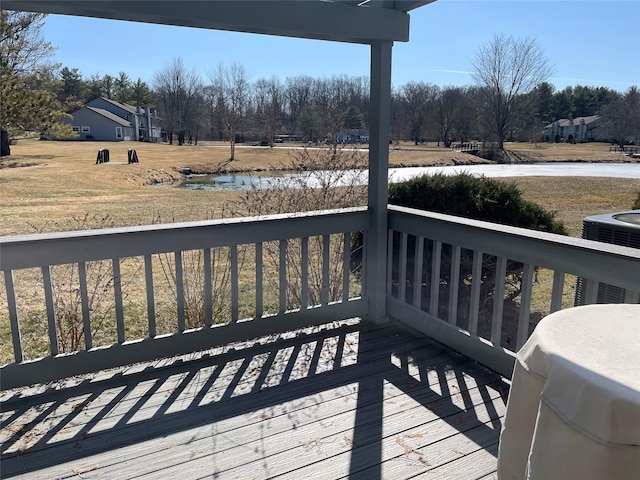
[0, 207, 369, 389]
[3, 205, 639, 389]
[386, 205, 640, 377]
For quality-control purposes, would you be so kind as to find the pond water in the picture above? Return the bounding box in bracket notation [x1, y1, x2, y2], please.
[174, 162, 640, 191]
[179, 174, 276, 191]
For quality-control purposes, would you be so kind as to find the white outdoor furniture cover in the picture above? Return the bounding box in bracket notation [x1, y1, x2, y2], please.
[498, 303, 640, 479]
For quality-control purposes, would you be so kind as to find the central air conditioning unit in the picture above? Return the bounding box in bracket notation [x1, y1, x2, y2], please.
[574, 210, 640, 306]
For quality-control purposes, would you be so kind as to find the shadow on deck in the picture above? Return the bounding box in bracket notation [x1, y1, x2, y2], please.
[1, 320, 508, 479]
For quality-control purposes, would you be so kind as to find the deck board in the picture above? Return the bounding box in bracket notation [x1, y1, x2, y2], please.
[1, 319, 508, 479]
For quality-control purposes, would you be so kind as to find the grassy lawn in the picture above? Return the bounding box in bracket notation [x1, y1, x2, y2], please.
[513, 176, 639, 236]
[2, 139, 637, 236]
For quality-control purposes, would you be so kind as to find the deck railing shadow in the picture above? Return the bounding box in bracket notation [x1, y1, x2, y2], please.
[348, 328, 508, 479]
[1, 320, 506, 478]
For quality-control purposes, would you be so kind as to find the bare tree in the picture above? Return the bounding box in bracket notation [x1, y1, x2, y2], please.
[452, 87, 478, 143]
[153, 57, 202, 145]
[254, 76, 284, 147]
[398, 81, 436, 145]
[390, 88, 404, 144]
[471, 34, 553, 150]
[201, 84, 222, 140]
[209, 62, 250, 160]
[313, 76, 348, 153]
[186, 89, 206, 145]
[285, 75, 313, 133]
[434, 86, 469, 147]
[601, 86, 640, 147]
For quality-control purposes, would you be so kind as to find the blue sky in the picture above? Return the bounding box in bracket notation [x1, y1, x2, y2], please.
[40, 0, 640, 92]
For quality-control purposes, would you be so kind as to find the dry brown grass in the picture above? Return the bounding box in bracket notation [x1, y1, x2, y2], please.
[1, 139, 638, 237]
[502, 141, 633, 162]
[1, 140, 245, 235]
[513, 176, 640, 236]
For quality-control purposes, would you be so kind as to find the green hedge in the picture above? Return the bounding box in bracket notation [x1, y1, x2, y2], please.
[389, 172, 567, 235]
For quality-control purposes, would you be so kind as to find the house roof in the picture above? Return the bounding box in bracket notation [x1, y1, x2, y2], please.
[85, 107, 134, 127]
[1, 1, 436, 44]
[93, 97, 139, 115]
[545, 115, 601, 128]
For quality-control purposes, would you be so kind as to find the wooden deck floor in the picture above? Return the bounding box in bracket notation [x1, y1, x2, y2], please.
[0, 319, 508, 479]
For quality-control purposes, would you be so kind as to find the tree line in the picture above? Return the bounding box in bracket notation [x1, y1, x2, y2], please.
[59, 57, 639, 152]
[2, 11, 638, 157]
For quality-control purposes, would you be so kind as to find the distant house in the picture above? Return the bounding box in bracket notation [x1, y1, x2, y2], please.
[543, 115, 601, 143]
[65, 106, 134, 141]
[274, 134, 302, 143]
[337, 129, 369, 144]
[64, 97, 161, 142]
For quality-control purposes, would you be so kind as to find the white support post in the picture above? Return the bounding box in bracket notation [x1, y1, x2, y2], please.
[364, 40, 392, 324]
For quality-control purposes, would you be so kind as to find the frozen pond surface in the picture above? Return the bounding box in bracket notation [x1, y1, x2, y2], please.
[388, 162, 640, 181]
[176, 162, 640, 191]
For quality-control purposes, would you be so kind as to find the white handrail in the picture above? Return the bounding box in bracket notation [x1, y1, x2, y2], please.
[386, 205, 640, 377]
[0, 207, 369, 389]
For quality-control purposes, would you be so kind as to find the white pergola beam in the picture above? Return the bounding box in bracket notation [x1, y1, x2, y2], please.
[1, 0, 411, 44]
